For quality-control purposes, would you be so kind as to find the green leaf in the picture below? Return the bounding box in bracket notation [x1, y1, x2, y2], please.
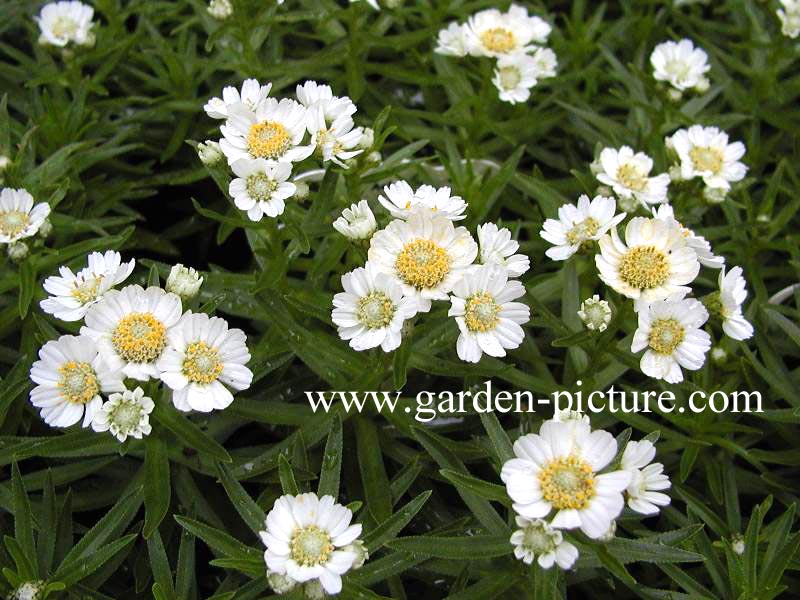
[143, 435, 171, 538]
[216, 462, 265, 535]
[356, 417, 392, 524]
[174, 515, 259, 561]
[17, 260, 37, 319]
[478, 411, 514, 464]
[153, 403, 231, 463]
[11, 462, 36, 576]
[387, 535, 512, 559]
[439, 470, 509, 504]
[363, 490, 431, 552]
[317, 414, 343, 498]
[278, 454, 300, 495]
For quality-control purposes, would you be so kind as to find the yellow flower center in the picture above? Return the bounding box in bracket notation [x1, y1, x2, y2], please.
[395, 239, 451, 290]
[58, 361, 100, 404]
[182, 341, 224, 384]
[565, 217, 600, 245]
[52, 16, 78, 39]
[539, 455, 596, 510]
[71, 277, 102, 304]
[247, 121, 291, 160]
[357, 292, 395, 329]
[497, 67, 521, 90]
[112, 312, 167, 364]
[648, 317, 685, 355]
[464, 292, 500, 333]
[480, 28, 516, 53]
[0, 210, 30, 237]
[689, 146, 724, 174]
[290, 525, 333, 567]
[246, 173, 278, 202]
[617, 163, 649, 192]
[618, 245, 670, 290]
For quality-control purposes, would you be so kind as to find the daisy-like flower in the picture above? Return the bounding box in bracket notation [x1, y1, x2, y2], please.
[666, 125, 747, 191]
[596, 217, 700, 306]
[650, 39, 710, 92]
[510, 517, 579, 570]
[296, 81, 357, 125]
[91, 387, 154, 442]
[36, 1, 95, 48]
[529, 46, 558, 79]
[631, 296, 711, 383]
[378, 181, 467, 221]
[332, 264, 417, 352]
[475, 222, 529, 277]
[465, 4, 551, 58]
[540, 195, 626, 261]
[29, 335, 125, 428]
[652, 204, 723, 269]
[492, 54, 541, 104]
[778, 0, 800, 38]
[435, 22, 469, 57]
[260, 493, 364, 595]
[448, 265, 529, 363]
[40, 251, 135, 322]
[595, 147, 671, 207]
[157, 311, 253, 413]
[620, 440, 671, 515]
[332, 200, 377, 242]
[712, 266, 754, 340]
[307, 107, 364, 167]
[368, 212, 478, 312]
[0, 188, 51, 244]
[500, 418, 631, 539]
[229, 158, 296, 220]
[220, 99, 313, 165]
[204, 79, 272, 120]
[578, 295, 612, 332]
[81, 285, 183, 381]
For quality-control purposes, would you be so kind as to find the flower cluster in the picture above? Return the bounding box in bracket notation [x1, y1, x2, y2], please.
[435, 4, 557, 104]
[501, 411, 671, 570]
[36, 1, 96, 49]
[30, 252, 253, 441]
[650, 39, 710, 100]
[778, 0, 800, 38]
[0, 187, 51, 261]
[332, 182, 531, 363]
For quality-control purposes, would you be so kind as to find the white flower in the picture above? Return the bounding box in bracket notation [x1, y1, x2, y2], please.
[29, 335, 125, 428]
[91, 387, 154, 442]
[81, 285, 183, 381]
[307, 107, 364, 167]
[207, 0, 233, 19]
[219, 99, 313, 165]
[529, 46, 558, 79]
[368, 212, 477, 312]
[332, 264, 417, 352]
[540, 194, 626, 260]
[166, 264, 203, 300]
[0, 155, 10, 171]
[510, 517, 578, 569]
[36, 1, 95, 48]
[357, 127, 374, 150]
[595, 147, 671, 207]
[260, 493, 364, 595]
[492, 54, 541, 104]
[476, 222, 529, 277]
[197, 140, 223, 165]
[0, 188, 51, 244]
[596, 217, 700, 306]
[620, 440, 671, 515]
[716, 266, 753, 340]
[40, 251, 135, 322]
[577, 295, 612, 332]
[650, 39, 710, 92]
[267, 571, 297, 595]
[667, 125, 747, 191]
[7, 241, 28, 262]
[732, 534, 745, 556]
[652, 204, 723, 268]
[500, 419, 631, 539]
[435, 22, 469, 57]
[204, 79, 272, 120]
[631, 297, 711, 383]
[378, 181, 467, 221]
[296, 80, 334, 107]
[157, 311, 253, 413]
[465, 4, 551, 58]
[448, 265, 529, 363]
[296, 81, 357, 125]
[11, 581, 45, 600]
[229, 158, 296, 220]
[333, 200, 377, 241]
[778, 0, 800, 38]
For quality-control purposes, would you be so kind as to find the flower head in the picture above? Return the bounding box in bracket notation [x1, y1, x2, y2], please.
[476, 222, 529, 277]
[778, 1, 800, 38]
[714, 266, 754, 340]
[595, 147, 670, 207]
[650, 39, 710, 92]
[667, 125, 747, 191]
[36, 1, 95, 48]
[333, 200, 377, 241]
[492, 53, 541, 104]
[540, 194, 626, 260]
[465, 4, 551, 58]
[510, 517, 579, 569]
[204, 79, 272, 120]
[652, 204, 723, 268]
[620, 440, 671, 515]
[166, 264, 204, 300]
[197, 140, 224, 165]
[307, 107, 364, 167]
[578, 295, 612, 332]
[378, 181, 468, 221]
[435, 22, 469, 57]
[0, 188, 50, 244]
[91, 387, 155, 442]
[229, 158, 296, 220]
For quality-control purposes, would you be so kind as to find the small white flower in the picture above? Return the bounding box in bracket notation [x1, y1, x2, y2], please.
[716, 266, 753, 340]
[465, 4, 551, 58]
[778, 0, 800, 38]
[492, 53, 541, 104]
[307, 107, 364, 167]
[207, 0, 233, 20]
[229, 158, 296, 221]
[435, 22, 469, 57]
[448, 265, 529, 363]
[667, 125, 747, 191]
[732, 534, 745, 556]
[631, 297, 711, 383]
[501, 418, 631, 539]
[650, 39, 710, 92]
[577, 295, 612, 332]
[529, 46, 558, 79]
[333, 200, 377, 241]
[204, 80, 272, 120]
[29, 335, 125, 428]
[652, 204, 723, 268]
[595, 216, 700, 306]
[91, 387, 154, 442]
[332, 264, 417, 352]
[0, 155, 10, 171]
[36, 1, 95, 48]
[378, 180, 467, 221]
[357, 127, 374, 150]
[0, 188, 51, 244]
[296, 81, 357, 126]
[476, 222, 529, 277]
[40, 251, 135, 322]
[157, 311, 253, 413]
[620, 440, 671, 515]
[166, 264, 203, 300]
[197, 140, 224, 165]
[11, 581, 45, 600]
[260, 493, 364, 595]
[510, 517, 579, 569]
[81, 285, 183, 381]
[540, 194, 626, 260]
[368, 212, 478, 312]
[595, 147, 671, 207]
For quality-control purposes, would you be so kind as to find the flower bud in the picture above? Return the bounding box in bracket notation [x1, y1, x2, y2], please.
[333, 200, 377, 242]
[294, 181, 310, 201]
[207, 0, 233, 19]
[357, 127, 375, 150]
[38, 218, 53, 239]
[197, 140, 223, 165]
[731, 533, 745, 556]
[703, 186, 727, 204]
[695, 76, 710, 93]
[343, 539, 369, 569]
[267, 571, 297, 595]
[7, 240, 29, 263]
[11, 581, 45, 600]
[578, 295, 612, 332]
[304, 580, 326, 600]
[166, 264, 203, 300]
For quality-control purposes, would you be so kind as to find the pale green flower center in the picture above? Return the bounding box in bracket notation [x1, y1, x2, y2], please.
[689, 146, 724, 174]
[498, 67, 521, 90]
[357, 292, 395, 329]
[246, 173, 278, 202]
[0, 210, 29, 237]
[58, 361, 99, 404]
[52, 16, 78, 39]
[290, 525, 333, 567]
[464, 292, 499, 333]
[566, 217, 599, 244]
[648, 318, 685, 355]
